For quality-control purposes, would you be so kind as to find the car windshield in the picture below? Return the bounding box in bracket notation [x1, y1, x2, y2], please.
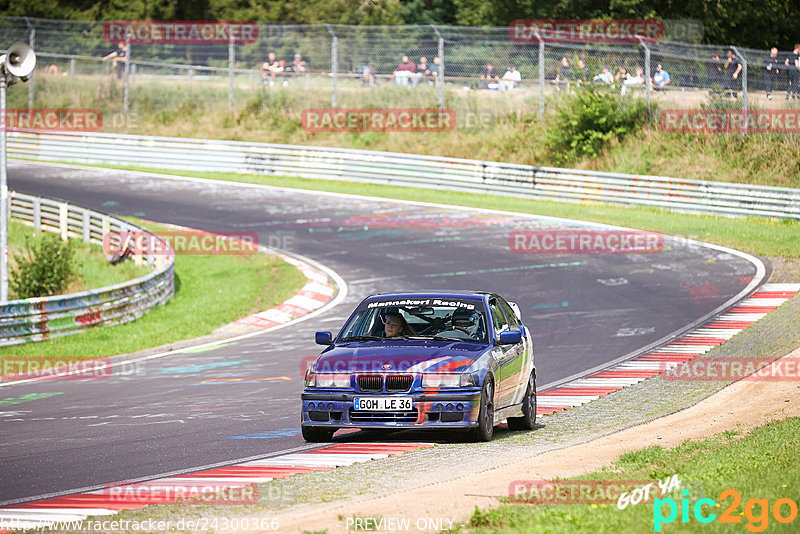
[338, 298, 488, 343]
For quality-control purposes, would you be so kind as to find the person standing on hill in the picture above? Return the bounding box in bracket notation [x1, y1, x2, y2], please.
[764, 47, 780, 100]
[785, 44, 800, 101]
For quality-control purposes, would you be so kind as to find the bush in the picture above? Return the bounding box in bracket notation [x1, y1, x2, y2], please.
[10, 234, 77, 299]
[545, 86, 650, 165]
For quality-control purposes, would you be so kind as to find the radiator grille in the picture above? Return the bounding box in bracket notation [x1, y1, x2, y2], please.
[356, 374, 383, 392]
[385, 374, 413, 392]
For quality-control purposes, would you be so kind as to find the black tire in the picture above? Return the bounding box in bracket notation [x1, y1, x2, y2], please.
[470, 377, 495, 442]
[302, 426, 335, 442]
[507, 373, 536, 431]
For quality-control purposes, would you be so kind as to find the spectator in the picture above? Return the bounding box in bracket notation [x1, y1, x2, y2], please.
[724, 49, 742, 98]
[678, 68, 699, 87]
[652, 64, 671, 89]
[285, 54, 307, 74]
[412, 56, 431, 87]
[429, 56, 442, 80]
[102, 41, 128, 80]
[707, 52, 724, 89]
[575, 58, 590, 86]
[554, 57, 572, 92]
[500, 65, 521, 91]
[394, 55, 416, 86]
[593, 65, 614, 84]
[621, 66, 645, 95]
[261, 52, 284, 86]
[479, 63, 500, 89]
[764, 47, 780, 100]
[785, 44, 800, 101]
[357, 64, 375, 86]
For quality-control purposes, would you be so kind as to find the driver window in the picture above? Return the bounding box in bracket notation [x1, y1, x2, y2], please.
[498, 299, 521, 330]
[489, 300, 509, 337]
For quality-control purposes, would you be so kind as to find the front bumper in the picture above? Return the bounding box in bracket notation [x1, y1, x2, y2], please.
[301, 389, 482, 429]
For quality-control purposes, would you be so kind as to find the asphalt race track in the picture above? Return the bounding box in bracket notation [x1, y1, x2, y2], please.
[0, 161, 765, 504]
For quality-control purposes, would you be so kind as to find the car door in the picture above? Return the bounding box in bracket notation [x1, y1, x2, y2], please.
[498, 297, 530, 406]
[489, 298, 521, 409]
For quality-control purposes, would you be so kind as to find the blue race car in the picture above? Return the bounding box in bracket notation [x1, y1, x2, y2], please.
[302, 291, 536, 442]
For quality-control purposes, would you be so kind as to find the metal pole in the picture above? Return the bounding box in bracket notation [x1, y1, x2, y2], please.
[639, 37, 651, 122]
[28, 28, 34, 110]
[0, 75, 8, 302]
[733, 46, 748, 135]
[228, 28, 235, 109]
[123, 38, 131, 115]
[432, 25, 444, 109]
[536, 30, 544, 117]
[327, 24, 337, 107]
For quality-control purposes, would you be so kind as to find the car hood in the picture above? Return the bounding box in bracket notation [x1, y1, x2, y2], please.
[315, 340, 487, 373]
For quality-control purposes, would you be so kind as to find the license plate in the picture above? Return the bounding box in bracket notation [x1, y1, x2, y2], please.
[354, 397, 412, 411]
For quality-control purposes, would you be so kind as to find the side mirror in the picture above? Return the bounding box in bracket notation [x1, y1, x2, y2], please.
[315, 331, 332, 345]
[499, 330, 522, 345]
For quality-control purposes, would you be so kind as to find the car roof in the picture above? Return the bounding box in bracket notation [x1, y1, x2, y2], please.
[365, 290, 494, 301]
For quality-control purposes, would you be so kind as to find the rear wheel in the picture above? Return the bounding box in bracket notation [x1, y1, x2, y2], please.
[470, 377, 495, 442]
[302, 426, 335, 442]
[507, 373, 536, 431]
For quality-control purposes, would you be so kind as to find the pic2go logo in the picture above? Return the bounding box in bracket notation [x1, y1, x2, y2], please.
[654, 489, 799, 532]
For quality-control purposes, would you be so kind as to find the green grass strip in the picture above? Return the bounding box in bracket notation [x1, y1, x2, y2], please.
[467, 417, 800, 533]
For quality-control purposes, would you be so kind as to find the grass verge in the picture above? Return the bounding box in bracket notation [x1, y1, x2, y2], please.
[466, 417, 800, 533]
[0, 218, 307, 361]
[56, 163, 800, 258]
[8, 219, 149, 299]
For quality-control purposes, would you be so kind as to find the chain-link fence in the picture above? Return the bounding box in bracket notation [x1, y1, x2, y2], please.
[2, 16, 798, 133]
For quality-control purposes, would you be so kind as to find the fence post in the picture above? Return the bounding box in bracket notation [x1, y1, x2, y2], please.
[228, 28, 235, 109]
[733, 46, 748, 135]
[33, 197, 41, 232]
[638, 36, 651, 122]
[123, 38, 131, 116]
[432, 25, 445, 109]
[28, 27, 35, 110]
[59, 203, 68, 241]
[534, 29, 544, 117]
[69, 58, 75, 80]
[82, 209, 90, 243]
[326, 24, 338, 107]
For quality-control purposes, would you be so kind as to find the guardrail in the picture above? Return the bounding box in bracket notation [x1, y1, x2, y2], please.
[1, 192, 174, 346]
[8, 131, 800, 220]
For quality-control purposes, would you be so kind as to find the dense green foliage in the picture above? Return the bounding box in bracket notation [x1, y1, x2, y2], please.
[0, 0, 794, 49]
[11, 234, 76, 299]
[546, 87, 650, 165]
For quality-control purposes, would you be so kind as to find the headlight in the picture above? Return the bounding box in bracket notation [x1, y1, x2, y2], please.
[422, 373, 475, 388]
[306, 371, 350, 388]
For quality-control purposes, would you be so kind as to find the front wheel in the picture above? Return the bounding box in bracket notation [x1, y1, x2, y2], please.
[507, 373, 536, 431]
[302, 426, 335, 442]
[470, 377, 495, 442]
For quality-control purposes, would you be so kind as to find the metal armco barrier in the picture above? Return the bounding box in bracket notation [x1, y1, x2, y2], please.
[8, 131, 800, 220]
[1, 192, 175, 346]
